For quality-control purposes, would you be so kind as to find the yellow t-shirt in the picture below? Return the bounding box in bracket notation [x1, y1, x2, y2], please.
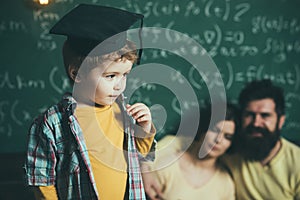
[76, 104, 127, 199]
[37, 103, 154, 200]
[225, 138, 300, 200]
[76, 103, 154, 200]
[33, 185, 58, 200]
[155, 160, 235, 200]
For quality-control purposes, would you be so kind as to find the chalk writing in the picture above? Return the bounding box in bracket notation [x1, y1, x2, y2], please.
[0, 99, 34, 137]
[252, 16, 300, 34]
[128, 0, 250, 21]
[49, 66, 70, 94]
[127, 90, 152, 106]
[296, 65, 300, 91]
[286, 122, 300, 129]
[204, 0, 250, 21]
[285, 92, 300, 130]
[127, 78, 157, 92]
[233, 3, 250, 22]
[0, 124, 12, 137]
[0, 20, 27, 33]
[53, 0, 75, 3]
[204, 0, 230, 20]
[11, 100, 23, 126]
[39, 22, 53, 40]
[219, 45, 259, 57]
[263, 38, 300, 55]
[0, 68, 71, 94]
[33, 10, 59, 51]
[171, 97, 202, 116]
[184, 1, 201, 17]
[0, 100, 9, 139]
[0, 101, 8, 123]
[0, 71, 45, 90]
[37, 40, 57, 50]
[187, 63, 299, 91]
[33, 10, 60, 22]
[36, 20, 57, 50]
[223, 31, 244, 44]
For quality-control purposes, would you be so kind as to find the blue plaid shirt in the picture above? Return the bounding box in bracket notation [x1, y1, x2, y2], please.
[25, 93, 155, 199]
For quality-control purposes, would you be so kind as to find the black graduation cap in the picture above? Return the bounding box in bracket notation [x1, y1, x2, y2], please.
[50, 4, 144, 58]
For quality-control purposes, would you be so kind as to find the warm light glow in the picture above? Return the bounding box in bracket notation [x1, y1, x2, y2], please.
[38, 0, 49, 5]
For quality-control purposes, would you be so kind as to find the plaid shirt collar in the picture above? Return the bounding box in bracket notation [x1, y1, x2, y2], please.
[117, 94, 146, 200]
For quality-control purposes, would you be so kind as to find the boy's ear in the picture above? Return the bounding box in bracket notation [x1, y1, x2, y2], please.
[68, 65, 81, 83]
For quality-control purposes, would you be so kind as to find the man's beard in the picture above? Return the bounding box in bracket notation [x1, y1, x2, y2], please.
[239, 123, 280, 161]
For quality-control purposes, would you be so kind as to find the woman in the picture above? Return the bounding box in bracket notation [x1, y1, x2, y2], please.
[142, 103, 238, 200]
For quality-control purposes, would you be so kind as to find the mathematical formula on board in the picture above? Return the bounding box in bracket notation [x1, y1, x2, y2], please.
[1, 62, 300, 138]
[0, 67, 70, 137]
[3, 19, 298, 59]
[1, 0, 299, 57]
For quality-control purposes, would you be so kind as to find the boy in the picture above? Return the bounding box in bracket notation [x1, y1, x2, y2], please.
[25, 4, 156, 200]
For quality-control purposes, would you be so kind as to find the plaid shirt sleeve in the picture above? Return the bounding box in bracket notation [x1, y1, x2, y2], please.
[134, 123, 157, 162]
[138, 139, 157, 162]
[25, 112, 58, 186]
[24, 94, 98, 199]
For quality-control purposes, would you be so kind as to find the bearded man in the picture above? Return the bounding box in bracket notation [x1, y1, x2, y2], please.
[224, 79, 300, 200]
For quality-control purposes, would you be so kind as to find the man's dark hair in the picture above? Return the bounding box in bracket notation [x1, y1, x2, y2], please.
[179, 101, 239, 154]
[238, 79, 285, 117]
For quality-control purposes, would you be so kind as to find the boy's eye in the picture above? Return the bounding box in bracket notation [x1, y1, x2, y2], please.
[106, 74, 115, 79]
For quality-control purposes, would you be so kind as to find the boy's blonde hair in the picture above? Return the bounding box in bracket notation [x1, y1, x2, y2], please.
[63, 40, 138, 84]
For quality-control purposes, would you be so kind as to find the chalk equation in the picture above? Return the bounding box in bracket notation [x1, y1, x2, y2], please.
[0, 67, 70, 138]
[125, 0, 250, 22]
[0, 20, 27, 34]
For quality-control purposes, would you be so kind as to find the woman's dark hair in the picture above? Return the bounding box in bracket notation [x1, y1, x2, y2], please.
[189, 101, 239, 154]
[196, 102, 238, 138]
[179, 101, 239, 154]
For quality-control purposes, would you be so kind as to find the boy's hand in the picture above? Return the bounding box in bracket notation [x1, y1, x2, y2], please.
[126, 103, 152, 133]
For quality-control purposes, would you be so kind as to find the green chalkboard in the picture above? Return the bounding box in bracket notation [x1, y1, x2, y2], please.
[1, 0, 300, 153]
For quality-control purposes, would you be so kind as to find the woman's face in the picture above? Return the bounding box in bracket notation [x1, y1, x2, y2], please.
[201, 120, 235, 159]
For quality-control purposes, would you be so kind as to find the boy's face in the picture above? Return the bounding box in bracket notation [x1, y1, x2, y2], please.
[76, 59, 133, 106]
